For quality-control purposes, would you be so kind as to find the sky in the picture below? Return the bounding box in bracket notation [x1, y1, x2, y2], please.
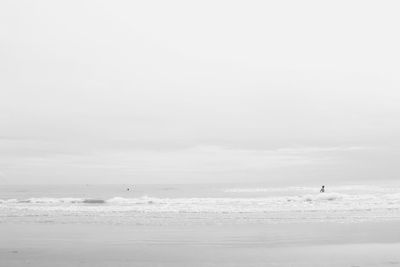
[1, 0, 400, 185]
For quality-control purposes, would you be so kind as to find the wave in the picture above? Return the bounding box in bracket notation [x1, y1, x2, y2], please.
[223, 185, 400, 193]
[1, 192, 400, 208]
[0, 198, 106, 204]
[224, 187, 315, 193]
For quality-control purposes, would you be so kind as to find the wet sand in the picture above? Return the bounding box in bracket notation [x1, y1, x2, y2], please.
[1, 222, 400, 266]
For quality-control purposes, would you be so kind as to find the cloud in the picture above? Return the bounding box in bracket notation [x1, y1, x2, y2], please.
[0, 142, 372, 184]
[275, 146, 369, 154]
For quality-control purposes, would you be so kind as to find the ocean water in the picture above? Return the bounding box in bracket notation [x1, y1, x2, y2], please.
[1, 183, 400, 225]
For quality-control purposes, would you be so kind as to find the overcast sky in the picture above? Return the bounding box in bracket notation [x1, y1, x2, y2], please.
[1, 0, 400, 184]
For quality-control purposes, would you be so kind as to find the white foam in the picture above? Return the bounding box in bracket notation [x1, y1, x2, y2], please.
[2, 192, 400, 214]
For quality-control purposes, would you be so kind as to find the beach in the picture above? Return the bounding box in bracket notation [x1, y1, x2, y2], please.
[2, 221, 400, 266]
[1, 184, 400, 266]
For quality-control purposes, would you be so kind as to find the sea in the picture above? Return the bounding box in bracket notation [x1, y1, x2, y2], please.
[1, 183, 400, 226]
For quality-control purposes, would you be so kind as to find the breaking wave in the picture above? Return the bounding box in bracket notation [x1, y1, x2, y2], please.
[1, 193, 400, 214]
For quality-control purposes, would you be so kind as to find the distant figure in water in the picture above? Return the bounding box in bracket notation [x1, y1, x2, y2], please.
[320, 185, 325, 193]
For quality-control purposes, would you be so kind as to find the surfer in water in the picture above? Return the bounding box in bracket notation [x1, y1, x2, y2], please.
[320, 185, 325, 193]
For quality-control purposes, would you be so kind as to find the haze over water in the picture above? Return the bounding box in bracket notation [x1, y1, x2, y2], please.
[2, 1, 400, 266]
[1, 1, 400, 186]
